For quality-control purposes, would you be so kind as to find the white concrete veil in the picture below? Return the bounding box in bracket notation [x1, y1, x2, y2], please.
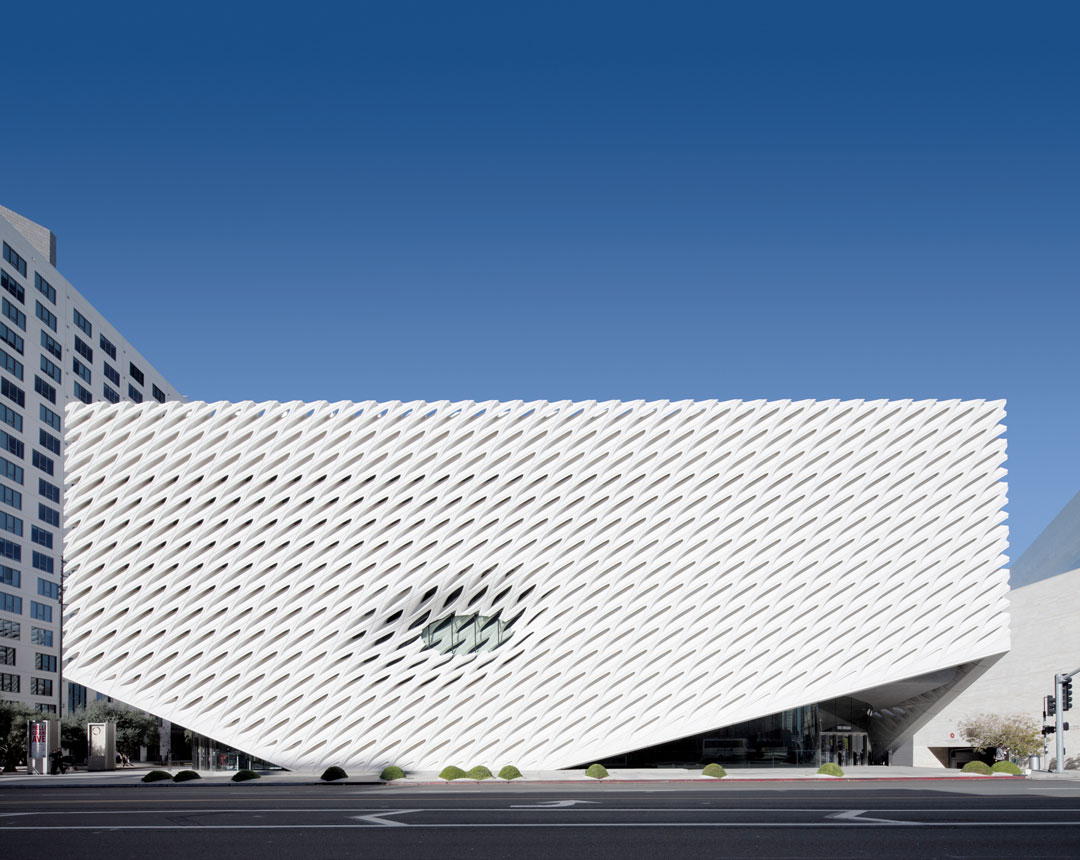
[62, 398, 1009, 771]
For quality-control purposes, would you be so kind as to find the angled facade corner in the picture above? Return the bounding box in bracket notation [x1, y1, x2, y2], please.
[0, 205, 56, 267]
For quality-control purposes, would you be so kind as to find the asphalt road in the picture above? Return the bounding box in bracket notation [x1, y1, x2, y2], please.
[3, 780, 1080, 859]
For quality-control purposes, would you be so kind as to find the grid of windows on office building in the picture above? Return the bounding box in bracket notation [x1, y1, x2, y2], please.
[0, 239, 59, 714]
[0, 224, 182, 718]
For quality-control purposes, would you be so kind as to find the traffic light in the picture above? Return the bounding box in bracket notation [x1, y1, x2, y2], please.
[1043, 725, 1055, 736]
[1063, 679, 1073, 712]
[1048, 695, 1057, 717]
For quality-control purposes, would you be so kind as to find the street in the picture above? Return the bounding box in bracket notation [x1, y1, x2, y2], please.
[2, 780, 1080, 859]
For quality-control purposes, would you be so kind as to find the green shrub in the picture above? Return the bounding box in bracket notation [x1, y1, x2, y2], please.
[231, 769, 261, 782]
[466, 765, 493, 780]
[380, 765, 406, 781]
[498, 765, 523, 781]
[990, 760, 1022, 775]
[702, 763, 727, 778]
[816, 763, 844, 777]
[320, 766, 348, 781]
[141, 769, 172, 783]
[439, 765, 467, 781]
[172, 770, 201, 782]
[585, 763, 609, 779]
[961, 761, 993, 775]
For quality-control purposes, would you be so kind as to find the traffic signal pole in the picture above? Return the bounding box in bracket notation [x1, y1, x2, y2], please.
[1056, 674, 1065, 773]
[1055, 668, 1080, 774]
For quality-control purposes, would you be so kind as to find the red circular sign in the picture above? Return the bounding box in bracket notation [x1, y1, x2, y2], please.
[950, 733, 955, 739]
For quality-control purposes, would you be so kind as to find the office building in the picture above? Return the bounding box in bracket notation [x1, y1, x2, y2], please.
[0, 206, 183, 716]
[63, 397, 1009, 771]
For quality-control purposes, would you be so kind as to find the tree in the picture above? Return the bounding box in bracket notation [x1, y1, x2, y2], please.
[61, 701, 159, 761]
[959, 713, 1043, 759]
[0, 701, 39, 772]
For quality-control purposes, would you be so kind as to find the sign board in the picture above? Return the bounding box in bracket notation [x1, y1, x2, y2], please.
[88, 722, 117, 771]
[29, 721, 48, 758]
[26, 719, 59, 774]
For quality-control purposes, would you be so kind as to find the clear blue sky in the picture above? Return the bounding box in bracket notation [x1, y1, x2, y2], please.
[2, 2, 1077, 564]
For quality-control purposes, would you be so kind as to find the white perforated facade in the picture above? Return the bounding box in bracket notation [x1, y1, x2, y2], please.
[62, 398, 1010, 771]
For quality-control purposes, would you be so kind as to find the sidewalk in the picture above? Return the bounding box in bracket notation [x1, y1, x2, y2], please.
[1, 764, 1061, 787]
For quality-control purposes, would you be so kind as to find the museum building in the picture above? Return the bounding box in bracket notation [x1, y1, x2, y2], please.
[61, 397, 1010, 771]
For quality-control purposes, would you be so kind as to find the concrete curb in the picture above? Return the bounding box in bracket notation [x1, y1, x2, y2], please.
[0, 775, 1028, 789]
[385, 776, 1027, 786]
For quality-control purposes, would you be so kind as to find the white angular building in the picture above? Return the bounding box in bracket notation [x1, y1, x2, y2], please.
[909, 488, 1080, 769]
[62, 398, 1010, 771]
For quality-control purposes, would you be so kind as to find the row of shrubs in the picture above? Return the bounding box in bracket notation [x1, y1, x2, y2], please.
[438, 765, 522, 781]
[364, 761, 847, 781]
[142, 769, 261, 783]
[143, 761, 852, 785]
[961, 760, 1023, 775]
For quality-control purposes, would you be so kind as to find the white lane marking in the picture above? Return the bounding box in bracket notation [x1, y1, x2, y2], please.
[2, 822, 1080, 830]
[826, 810, 917, 825]
[350, 810, 419, 827]
[3, 806, 1080, 815]
[510, 800, 599, 808]
[351, 788, 669, 794]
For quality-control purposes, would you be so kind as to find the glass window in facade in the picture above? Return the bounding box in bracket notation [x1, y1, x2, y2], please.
[74, 336, 93, 362]
[73, 308, 92, 336]
[0, 348, 23, 380]
[2, 243, 26, 277]
[40, 331, 60, 359]
[33, 376, 56, 404]
[35, 274, 55, 304]
[32, 451, 53, 475]
[2, 298, 25, 331]
[1, 323, 23, 354]
[35, 301, 56, 332]
[29, 601, 51, 621]
[1, 270, 24, 303]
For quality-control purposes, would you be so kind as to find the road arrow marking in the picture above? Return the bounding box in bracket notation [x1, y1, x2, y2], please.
[510, 800, 599, 808]
[826, 809, 917, 825]
[351, 809, 419, 826]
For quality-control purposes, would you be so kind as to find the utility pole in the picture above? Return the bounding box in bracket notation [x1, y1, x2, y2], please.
[1054, 668, 1079, 774]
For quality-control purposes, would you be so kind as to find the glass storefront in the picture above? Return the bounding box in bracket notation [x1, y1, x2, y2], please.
[189, 733, 283, 772]
[592, 696, 881, 769]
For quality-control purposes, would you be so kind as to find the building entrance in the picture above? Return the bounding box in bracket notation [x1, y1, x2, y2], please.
[590, 698, 881, 770]
[819, 731, 871, 767]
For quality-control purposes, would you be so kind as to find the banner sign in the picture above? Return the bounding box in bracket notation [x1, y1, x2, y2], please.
[29, 721, 47, 758]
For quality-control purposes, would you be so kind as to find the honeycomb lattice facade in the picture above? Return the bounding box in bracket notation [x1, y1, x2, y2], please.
[63, 399, 1010, 771]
